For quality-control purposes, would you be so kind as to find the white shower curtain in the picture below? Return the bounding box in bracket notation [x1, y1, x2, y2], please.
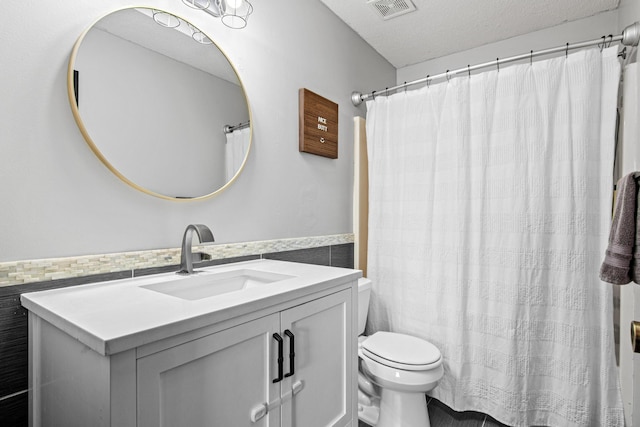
[365, 47, 623, 427]
[225, 127, 250, 181]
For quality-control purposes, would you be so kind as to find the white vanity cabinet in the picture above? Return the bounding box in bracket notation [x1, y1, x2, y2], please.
[22, 260, 359, 427]
[137, 289, 352, 427]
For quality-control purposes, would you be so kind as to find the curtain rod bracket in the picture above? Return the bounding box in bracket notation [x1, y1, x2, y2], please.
[622, 21, 640, 47]
[352, 91, 364, 106]
[223, 120, 250, 134]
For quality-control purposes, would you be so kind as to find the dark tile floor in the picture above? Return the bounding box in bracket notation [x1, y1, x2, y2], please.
[358, 396, 509, 427]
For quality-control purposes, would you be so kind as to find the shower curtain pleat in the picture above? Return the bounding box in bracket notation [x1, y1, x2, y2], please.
[365, 46, 623, 427]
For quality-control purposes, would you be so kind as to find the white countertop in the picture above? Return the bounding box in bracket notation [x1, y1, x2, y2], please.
[21, 259, 361, 356]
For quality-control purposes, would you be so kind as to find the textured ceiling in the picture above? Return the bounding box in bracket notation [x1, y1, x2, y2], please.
[319, 0, 620, 68]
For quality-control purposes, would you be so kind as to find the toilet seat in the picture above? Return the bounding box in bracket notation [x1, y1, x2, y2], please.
[361, 331, 442, 371]
[359, 351, 444, 393]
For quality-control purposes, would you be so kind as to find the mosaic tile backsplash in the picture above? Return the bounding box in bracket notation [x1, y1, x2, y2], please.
[0, 234, 354, 287]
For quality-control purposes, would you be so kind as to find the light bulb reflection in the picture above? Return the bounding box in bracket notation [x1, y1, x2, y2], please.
[226, 0, 244, 9]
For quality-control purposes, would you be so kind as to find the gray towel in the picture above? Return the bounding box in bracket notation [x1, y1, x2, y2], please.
[600, 173, 637, 285]
[632, 184, 640, 283]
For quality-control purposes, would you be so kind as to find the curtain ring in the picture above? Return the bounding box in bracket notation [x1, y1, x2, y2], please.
[619, 47, 627, 59]
[607, 34, 614, 47]
[565, 43, 569, 58]
[496, 58, 500, 72]
[385, 87, 389, 96]
[467, 65, 471, 78]
[404, 82, 407, 93]
[530, 50, 533, 65]
[599, 35, 605, 52]
[446, 70, 450, 82]
[372, 90, 376, 100]
[427, 75, 430, 88]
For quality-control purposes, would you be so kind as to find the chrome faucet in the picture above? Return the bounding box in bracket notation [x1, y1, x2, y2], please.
[178, 224, 215, 275]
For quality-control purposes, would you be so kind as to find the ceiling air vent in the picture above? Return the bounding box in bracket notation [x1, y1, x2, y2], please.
[367, 0, 417, 20]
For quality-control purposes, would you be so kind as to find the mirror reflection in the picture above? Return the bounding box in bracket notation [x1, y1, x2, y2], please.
[69, 7, 251, 200]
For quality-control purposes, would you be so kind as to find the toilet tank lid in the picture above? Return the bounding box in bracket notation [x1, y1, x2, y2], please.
[358, 278, 372, 290]
[362, 331, 441, 369]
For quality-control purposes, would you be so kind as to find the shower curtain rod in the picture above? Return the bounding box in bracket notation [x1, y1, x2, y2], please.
[223, 120, 250, 134]
[351, 21, 640, 106]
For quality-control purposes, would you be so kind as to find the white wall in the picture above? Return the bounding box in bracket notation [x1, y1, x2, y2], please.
[397, 10, 620, 85]
[0, 0, 395, 262]
[618, 0, 640, 37]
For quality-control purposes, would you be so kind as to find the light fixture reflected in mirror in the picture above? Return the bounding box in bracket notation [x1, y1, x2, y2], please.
[179, 0, 253, 29]
[189, 23, 213, 44]
[152, 10, 181, 28]
[182, 0, 212, 10]
[220, 0, 253, 29]
[147, 10, 213, 45]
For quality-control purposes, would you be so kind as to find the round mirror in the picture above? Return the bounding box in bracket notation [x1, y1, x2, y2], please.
[68, 7, 252, 200]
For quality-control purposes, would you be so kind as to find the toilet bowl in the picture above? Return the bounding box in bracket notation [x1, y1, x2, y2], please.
[357, 278, 443, 427]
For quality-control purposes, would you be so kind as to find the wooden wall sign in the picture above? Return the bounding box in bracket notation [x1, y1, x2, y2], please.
[299, 88, 338, 159]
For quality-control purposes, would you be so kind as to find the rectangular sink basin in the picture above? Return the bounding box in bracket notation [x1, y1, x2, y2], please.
[141, 269, 294, 301]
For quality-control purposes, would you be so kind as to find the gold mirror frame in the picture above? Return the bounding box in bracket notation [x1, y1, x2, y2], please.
[67, 6, 252, 201]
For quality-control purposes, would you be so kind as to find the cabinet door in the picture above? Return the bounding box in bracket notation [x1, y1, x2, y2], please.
[280, 289, 353, 427]
[137, 313, 281, 427]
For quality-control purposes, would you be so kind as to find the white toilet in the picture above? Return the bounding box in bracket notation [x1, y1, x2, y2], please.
[357, 278, 443, 427]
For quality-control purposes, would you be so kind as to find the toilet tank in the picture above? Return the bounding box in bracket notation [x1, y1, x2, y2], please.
[357, 278, 372, 335]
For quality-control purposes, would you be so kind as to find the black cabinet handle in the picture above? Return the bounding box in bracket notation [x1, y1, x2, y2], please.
[272, 333, 284, 383]
[284, 329, 295, 378]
